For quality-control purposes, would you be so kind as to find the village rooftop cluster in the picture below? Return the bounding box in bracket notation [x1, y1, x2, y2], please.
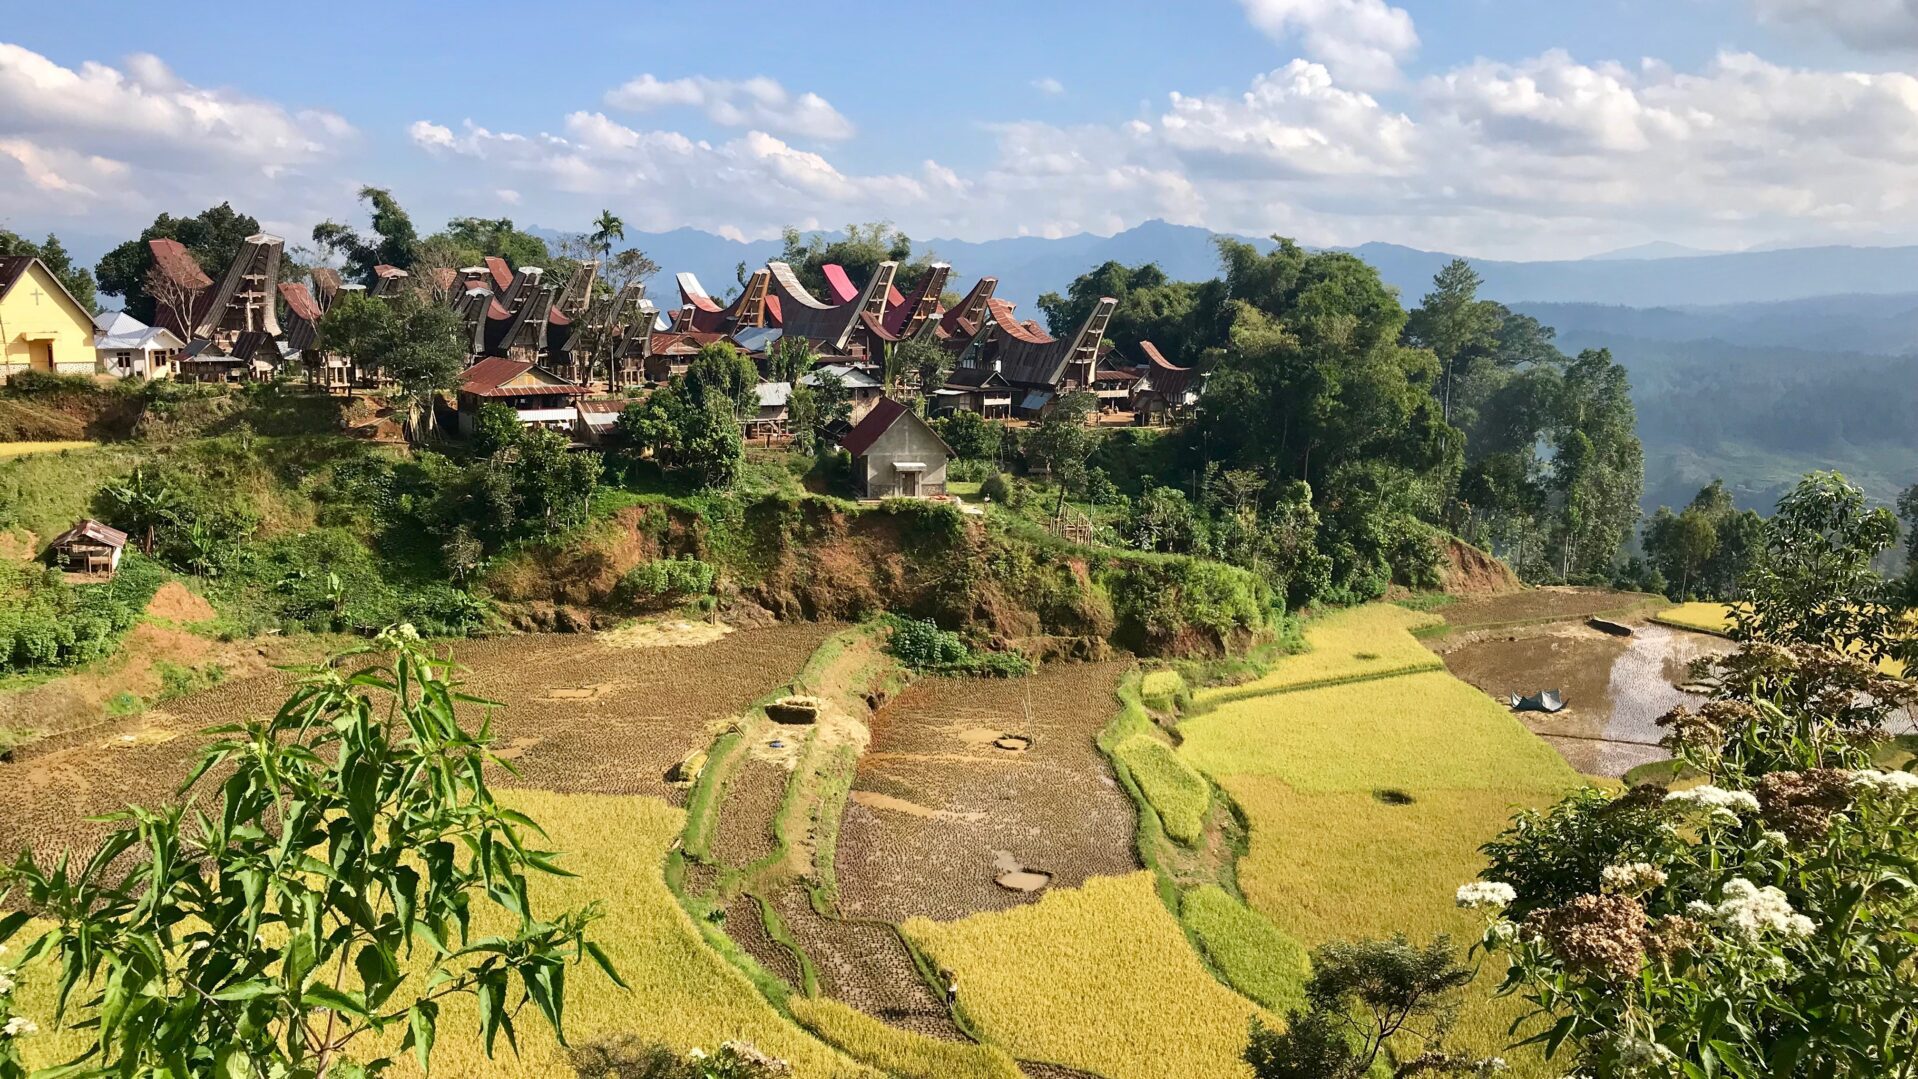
[0, 235, 1203, 500]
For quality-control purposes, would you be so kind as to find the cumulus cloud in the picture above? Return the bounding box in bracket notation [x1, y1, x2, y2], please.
[0, 42, 353, 228]
[1159, 60, 1416, 177]
[1237, 0, 1418, 88]
[1752, 0, 1918, 50]
[603, 73, 854, 140]
[1032, 77, 1066, 95]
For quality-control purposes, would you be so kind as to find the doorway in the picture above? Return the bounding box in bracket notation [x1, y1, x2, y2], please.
[28, 340, 53, 372]
[899, 470, 919, 498]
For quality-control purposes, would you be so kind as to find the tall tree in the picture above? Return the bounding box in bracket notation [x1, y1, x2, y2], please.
[589, 210, 625, 259]
[1037, 260, 1203, 362]
[95, 202, 262, 322]
[311, 187, 421, 282]
[1403, 259, 1501, 424]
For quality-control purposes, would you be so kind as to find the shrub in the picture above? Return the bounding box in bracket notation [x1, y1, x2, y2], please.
[980, 471, 1015, 506]
[571, 1035, 792, 1078]
[617, 556, 717, 610]
[0, 552, 166, 674]
[885, 616, 1033, 678]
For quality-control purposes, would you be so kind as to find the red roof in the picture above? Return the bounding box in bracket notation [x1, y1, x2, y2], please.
[277, 281, 322, 321]
[459, 356, 589, 398]
[373, 264, 408, 279]
[485, 256, 513, 291]
[838, 396, 910, 457]
[821, 264, 860, 304]
[148, 239, 212, 291]
[1094, 367, 1140, 383]
[986, 298, 1051, 344]
[648, 330, 729, 356]
[50, 518, 129, 550]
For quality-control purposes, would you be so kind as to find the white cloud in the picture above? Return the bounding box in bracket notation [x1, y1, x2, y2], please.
[496, 188, 521, 205]
[1238, 0, 1418, 88]
[1752, 0, 1918, 50]
[1032, 77, 1066, 95]
[1159, 60, 1416, 177]
[603, 73, 854, 140]
[0, 43, 351, 170]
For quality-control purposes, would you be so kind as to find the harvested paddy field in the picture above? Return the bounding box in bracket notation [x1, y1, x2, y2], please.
[1434, 585, 1663, 632]
[1192, 604, 1443, 706]
[0, 623, 831, 866]
[835, 661, 1138, 923]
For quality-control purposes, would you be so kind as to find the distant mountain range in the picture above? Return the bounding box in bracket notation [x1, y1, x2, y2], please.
[527, 219, 1918, 314]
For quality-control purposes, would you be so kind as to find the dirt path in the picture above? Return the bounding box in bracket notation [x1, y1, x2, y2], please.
[836, 662, 1138, 923]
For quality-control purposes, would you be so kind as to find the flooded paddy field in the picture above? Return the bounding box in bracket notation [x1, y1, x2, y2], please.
[1438, 619, 1732, 776]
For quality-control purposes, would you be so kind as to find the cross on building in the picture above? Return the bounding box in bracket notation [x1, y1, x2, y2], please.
[26, 285, 44, 305]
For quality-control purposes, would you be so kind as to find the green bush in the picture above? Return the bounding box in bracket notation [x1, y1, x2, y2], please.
[884, 616, 1033, 678]
[981, 472, 1015, 506]
[616, 556, 716, 610]
[0, 551, 167, 674]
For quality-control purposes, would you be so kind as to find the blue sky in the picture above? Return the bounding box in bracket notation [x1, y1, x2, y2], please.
[5, 0, 1918, 259]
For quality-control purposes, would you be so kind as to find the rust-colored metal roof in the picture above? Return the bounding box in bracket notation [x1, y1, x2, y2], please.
[373, 264, 409, 279]
[460, 356, 589, 398]
[485, 256, 513, 291]
[838, 396, 910, 457]
[147, 238, 213, 290]
[49, 518, 129, 550]
[1094, 367, 1140, 383]
[277, 281, 322, 322]
[0, 256, 29, 296]
[985, 299, 1051, 344]
[1139, 341, 1194, 396]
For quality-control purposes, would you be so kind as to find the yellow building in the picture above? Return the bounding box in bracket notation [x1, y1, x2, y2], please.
[0, 255, 98, 381]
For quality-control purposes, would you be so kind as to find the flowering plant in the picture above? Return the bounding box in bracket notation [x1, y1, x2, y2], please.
[1466, 641, 1918, 1077]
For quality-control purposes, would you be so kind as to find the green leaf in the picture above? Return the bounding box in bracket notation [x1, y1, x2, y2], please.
[0, 910, 30, 943]
[209, 979, 281, 1002]
[214, 1045, 253, 1079]
[583, 941, 627, 990]
[407, 1000, 438, 1075]
[302, 982, 370, 1019]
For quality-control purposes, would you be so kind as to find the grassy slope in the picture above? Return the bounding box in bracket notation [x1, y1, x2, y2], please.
[1191, 605, 1444, 705]
[903, 872, 1271, 1079]
[1178, 603, 1585, 1076]
[0, 443, 139, 542]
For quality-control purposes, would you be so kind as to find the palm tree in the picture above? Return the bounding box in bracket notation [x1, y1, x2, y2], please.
[589, 210, 625, 259]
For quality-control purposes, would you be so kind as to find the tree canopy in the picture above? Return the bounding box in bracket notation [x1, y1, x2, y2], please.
[775, 222, 939, 300]
[95, 202, 261, 323]
[0, 230, 96, 313]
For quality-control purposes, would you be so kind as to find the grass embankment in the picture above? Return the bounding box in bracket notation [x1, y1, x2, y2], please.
[1190, 605, 1444, 707]
[903, 872, 1272, 1079]
[1112, 734, 1210, 843]
[1650, 601, 1733, 636]
[1175, 603, 1585, 1075]
[13, 790, 872, 1078]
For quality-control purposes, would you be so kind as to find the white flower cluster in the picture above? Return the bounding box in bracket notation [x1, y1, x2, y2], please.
[1616, 1037, 1677, 1068]
[1600, 862, 1668, 895]
[1849, 769, 1918, 798]
[1, 1016, 37, 1038]
[1714, 878, 1815, 940]
[0, 972, 13, 995]
[1456, 881, 1517, 910]
[1664, 786, 1761, 816]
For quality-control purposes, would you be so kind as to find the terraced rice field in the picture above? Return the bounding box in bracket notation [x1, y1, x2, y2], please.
[1175, 602, 1586, 1076]
[0, 624, 831, 877]
[0, 439, 99, 459]
[1191, 604, 1443, 706]
[904, 872, 1272, 1079]
[1650, 601, 1734, 635]
[835, 662, 1138, 923]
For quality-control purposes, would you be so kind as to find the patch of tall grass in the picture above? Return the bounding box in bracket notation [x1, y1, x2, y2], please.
[903, 872, 1270, 1079]
[1179, 670, 1579, 793]
[1178, 885, 1309, 1013]
[1114, 734, 1210, 843]
[1191, 604, 1444, 706]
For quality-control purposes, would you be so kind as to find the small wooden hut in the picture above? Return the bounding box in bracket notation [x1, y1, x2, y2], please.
[48, 519, 129, 576]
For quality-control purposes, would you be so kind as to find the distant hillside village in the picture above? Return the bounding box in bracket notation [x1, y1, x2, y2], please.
[0, 224, 1204, 485]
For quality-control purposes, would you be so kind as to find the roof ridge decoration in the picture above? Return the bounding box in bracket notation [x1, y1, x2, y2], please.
[193, 233, 283, 339]
[940, 276, 997, 338]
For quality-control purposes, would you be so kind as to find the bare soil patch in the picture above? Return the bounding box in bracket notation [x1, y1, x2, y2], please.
[712, 758, 790, 869]
[725, 897, 803, 991]
[836, 662, 1138, 923]
[144, 581, 215, 623]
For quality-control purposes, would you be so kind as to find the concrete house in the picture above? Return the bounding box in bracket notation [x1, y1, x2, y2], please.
[457, 356, 592, 435]
[94, 311, 185, 380]
[0, 256, 97, 381]
[839, 397, 951, 500]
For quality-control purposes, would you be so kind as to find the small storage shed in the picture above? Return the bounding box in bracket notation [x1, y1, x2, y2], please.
[838, 396, 952, 499]
[48, 519, 128, 576]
